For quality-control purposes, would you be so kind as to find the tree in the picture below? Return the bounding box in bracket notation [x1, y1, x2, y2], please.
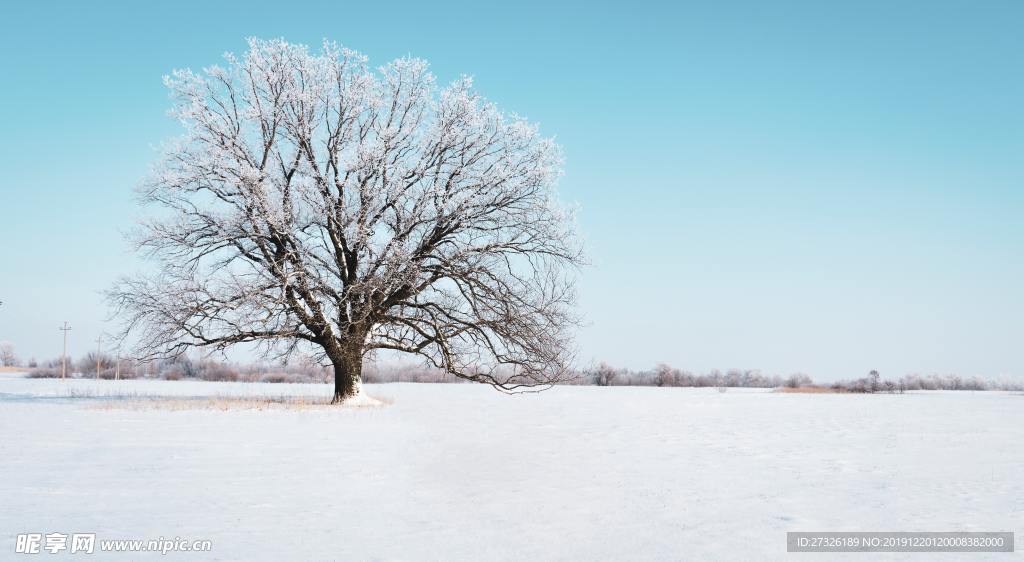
[785, 373, 812, 388]
[868, 370, 881, 393]
[79, 352, 115, 377]
[590, 363, 619, 386]
[0, 342, 17, 367]
[108, 38, 582, 403]
[654, 363, 679, 387]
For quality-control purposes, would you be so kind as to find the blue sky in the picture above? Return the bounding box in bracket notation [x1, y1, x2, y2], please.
[1, 0, 1021, 380]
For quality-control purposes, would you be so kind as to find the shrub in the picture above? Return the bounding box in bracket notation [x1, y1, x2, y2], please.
[199, 364, 239, 382]
[28, 367, 63, 378]
[260, 373, 291, 384]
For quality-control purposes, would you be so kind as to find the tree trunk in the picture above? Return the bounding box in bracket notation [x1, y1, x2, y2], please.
[331, 343, 364, 404]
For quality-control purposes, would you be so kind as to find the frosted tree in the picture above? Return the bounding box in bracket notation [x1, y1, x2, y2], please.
[108, 38, 582, 403]
[0, 342, 18, 367]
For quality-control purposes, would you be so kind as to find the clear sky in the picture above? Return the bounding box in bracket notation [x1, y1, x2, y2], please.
[1, 0, 1021, 381]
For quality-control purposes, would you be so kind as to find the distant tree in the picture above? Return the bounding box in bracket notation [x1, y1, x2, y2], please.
[785, 373, 812, 388]
[590, 363, 619, 386]
[868, 370, 881, 393]
[79, 353, 114, 377]
[0, 342, 18, 367]
[108, 38, 582, 403]
[654, 363, 679, 387]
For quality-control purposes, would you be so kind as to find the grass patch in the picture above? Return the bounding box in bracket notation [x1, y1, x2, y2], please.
[775, 386, 847, 394]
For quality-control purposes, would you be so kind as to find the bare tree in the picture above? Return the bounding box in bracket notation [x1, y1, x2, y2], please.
[654, 363, 679, 387]
[785, 373, 812, 388]
[589, 362, 619, 387]
[79, 352, 115, 378]
[0, 342, 18, 367]
[108, 38, 582, 403]
[868, 370, 881, 393]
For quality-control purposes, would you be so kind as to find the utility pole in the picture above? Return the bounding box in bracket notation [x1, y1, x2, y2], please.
[59, 322, 72, 380]
[95, 335, 102, 380]
[114, 349, 120, 381]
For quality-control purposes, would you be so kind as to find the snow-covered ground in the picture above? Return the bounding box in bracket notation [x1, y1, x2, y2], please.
[1, 375, 1021, 560]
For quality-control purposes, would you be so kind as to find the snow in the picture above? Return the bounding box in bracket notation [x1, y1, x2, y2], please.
[1, 377, 1021, 560]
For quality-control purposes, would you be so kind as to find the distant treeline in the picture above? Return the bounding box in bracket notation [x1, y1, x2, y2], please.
[24, 355, 1024, 392]
[26, 354, 460, 384]
[578, 364, 1024, 392]
[576, 364, 1024, 392]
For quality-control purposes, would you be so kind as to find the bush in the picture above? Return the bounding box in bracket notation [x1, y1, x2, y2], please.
[28, 367, 63, 378]
[260, 372, 305, 384]
[199, 364, 239, 382]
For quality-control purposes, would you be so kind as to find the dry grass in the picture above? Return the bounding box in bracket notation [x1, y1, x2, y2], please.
[90, 394, 392, 411]
[775, 386, 846, 394]
[0, 366, 28, 373]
